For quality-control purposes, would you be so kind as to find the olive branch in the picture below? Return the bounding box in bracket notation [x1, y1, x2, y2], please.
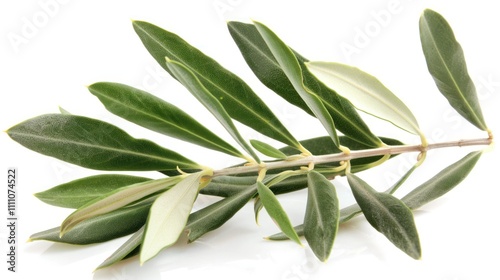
[6, 9, 493, 270]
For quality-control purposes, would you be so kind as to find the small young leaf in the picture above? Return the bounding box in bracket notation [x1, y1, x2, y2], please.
[88, 82, 244, 158]
[140, 170, 212, 265]
[253, 21, 339, 147]
[347, 173, 421, 259]
[165, 59, 260, 162]
[6, 114, 199, 171]
[420, 9, 488, 131]
[132, 21, 301, 149]
[186, 184, 257, 242]
[250, 139, 287, 159]
[257, 181, 302, 245]
[228, 21, 382, 148]
[304, 171, 339, 261]
[306, 62, 422, 135]
[30, 199, 152, 245]
[60, 176, 184, 236]
[35, 174, 151, 209]
[402, 151, 482, 209]
[96, 227, 144, 271]
[58, 106, 71, 115]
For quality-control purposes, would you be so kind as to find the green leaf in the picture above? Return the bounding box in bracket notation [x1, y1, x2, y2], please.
[227, 21, 382, 147]
[402, 151, 482, 209]
[186, 184, 257, 242]
[132, 21, 300, 149]
[96, 227, 144, 271]
[60, 176, 184, 236]
[29, 198, 152, 245]
[140, 170, 211, 264]
[200, 175, 257, 197]
[253, 21, 339, 147]
[88, 82, 244, 158]
[6, 114, 199, 171]
[257, 181, 302, 245]
[304, 171, 339, 261]
[347, 173, 421, 259]
[306, 62, 422, 135]
[35, 174, 151, 209]
[250, 139, 287, 159]
[58, 106, 71, 115]
[419, 9, 488, 131]
[165, 59, 260, 162]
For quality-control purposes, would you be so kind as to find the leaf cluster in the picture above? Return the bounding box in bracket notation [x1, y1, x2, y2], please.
[6, 9, 492, 269]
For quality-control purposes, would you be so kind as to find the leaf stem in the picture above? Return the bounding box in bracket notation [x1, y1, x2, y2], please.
[211, 137, 492, 177]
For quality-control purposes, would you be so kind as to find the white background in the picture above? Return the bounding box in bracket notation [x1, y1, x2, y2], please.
[1, 0, 499, 279]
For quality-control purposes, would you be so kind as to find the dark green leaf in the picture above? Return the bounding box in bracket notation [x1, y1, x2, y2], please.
[165, 59, 260, 162]
[420, 9, 488, 131]
[304, 171, 339, 261]
[132, 21, 300, 149]
[6, 114, 199, 171]
[227, 21, 382, 147]
[254, 21, 339, 147]
[186, 184, 257, 242]
[96, 227, 144, 270]
[402, 151, 482, 209]
[29, 199, 151, 245]
[347, 173, 421, 259]
[257, 181, 301, 245]
[250, 139, 287, 159]
[200, 175, 257, 197]
[88, 82, 244, 158]
[35, 174, 151, 209]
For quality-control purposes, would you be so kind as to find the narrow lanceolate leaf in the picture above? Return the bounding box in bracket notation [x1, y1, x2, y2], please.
[96, 227, 144, 270]
[304, 171, 339, 261]
[30, 198, 152, 245]
[186, 184, 257, 242]
[60, 176, 184, 236]
[88, 82, 244, 158]
[250, 139, 287, 159]
[132, 21, 300, 149]
[402, 151, 482, 209]
[6, 114, 199, 171]
[165, 59, 259, 162]
[140, 170, 212, 264]
[228, 21, 382, 147]
[420, 9, 488, 131]
[254, 21, 339, 147]
[347, 173, 421, 259]
[306, 62, 422, 135]
[35, 174, 151, 209]
[257, 181, 302, 245]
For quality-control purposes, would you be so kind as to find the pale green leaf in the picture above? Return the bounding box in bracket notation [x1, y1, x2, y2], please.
[419, 9, 488, 131]
[253, 21, 339, 147]
[6, 114, 199, 171]
[35, 174, 151, 209]
[250, 139, 287, 159]
[140, 170, 211, 264]
[88, 82, 244, 158]
[165, 59, 259, 162]
[347, 173, 421, 259]
[60, 176, 184, 236]
[304, 171, 339, 261]
[257, 181, 302, 245]
[306, 62, 421, 135]
[402, 151, 482, 209]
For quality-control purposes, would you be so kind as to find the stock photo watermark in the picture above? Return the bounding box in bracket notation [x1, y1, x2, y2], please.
[213, 0, 244, 20]
[7, 0, 71, 53]
[339, 0, 411, 62]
